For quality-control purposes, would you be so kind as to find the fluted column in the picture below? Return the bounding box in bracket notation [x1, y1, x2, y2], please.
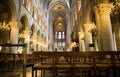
[9, 21, 19, 53]
[84, 24, 93, 51]
[78, 32, 85, 51]
[94, 3, 114, 51]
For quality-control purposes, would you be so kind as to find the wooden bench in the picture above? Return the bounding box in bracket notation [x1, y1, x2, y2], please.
[0, 53, 33, 71]
[32, 51, 120, 77]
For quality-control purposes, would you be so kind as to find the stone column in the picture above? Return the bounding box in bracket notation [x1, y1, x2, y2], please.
[90, 23, 98, 51]
[33, 33, 37, 51]
[78, 32, 85, 51]
[23, 29, 30, 54]
[113, 24, 119, 50]
[94, 6, 103, 51]
[95, 3, 114, 51]
[9, 21, 19, 53]
[84, 24, 93, 51]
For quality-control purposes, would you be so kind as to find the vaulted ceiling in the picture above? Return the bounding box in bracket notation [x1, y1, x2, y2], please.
[43, 0, 71, 32]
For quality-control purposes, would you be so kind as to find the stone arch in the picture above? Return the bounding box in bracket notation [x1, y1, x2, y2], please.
[48, 2, 69, 19]
[0, 0, 17, 46]
[6, 0, 17, 21]
[0, 0, 17, 22]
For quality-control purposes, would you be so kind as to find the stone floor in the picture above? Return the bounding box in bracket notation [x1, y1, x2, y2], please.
[0, 68, 79, 77]
[0, 68, 71, 77]
[0, 68, 33, 77]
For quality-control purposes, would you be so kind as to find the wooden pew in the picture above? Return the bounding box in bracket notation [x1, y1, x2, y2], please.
[32, 51, 120, 77]
[32, 52, 74, 77]
[0, 53, 34, 71]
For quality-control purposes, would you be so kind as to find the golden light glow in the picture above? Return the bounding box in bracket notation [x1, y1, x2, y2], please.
[0, 21, 10, 31]
[0, 46, 2, 52]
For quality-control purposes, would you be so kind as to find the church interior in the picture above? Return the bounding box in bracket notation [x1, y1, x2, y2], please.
[0, 0, 120, 77]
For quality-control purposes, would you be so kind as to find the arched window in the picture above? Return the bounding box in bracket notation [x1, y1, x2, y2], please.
[55, 31, 65, 40]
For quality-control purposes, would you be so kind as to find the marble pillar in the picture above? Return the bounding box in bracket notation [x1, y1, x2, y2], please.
[23, 29, 30, 53]
[94, 3, 114, 51]
[94, 6, 102, 50]
[9, 21, 19, 53]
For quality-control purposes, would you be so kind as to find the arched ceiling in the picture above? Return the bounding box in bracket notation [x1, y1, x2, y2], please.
[43, 0, 70, 32]
[0, 0, 11, 22]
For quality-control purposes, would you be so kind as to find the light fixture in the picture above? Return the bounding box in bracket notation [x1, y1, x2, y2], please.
[112, 0, 120, 15]
[18, 33, 25, 39]
[0, 21, 10, 31]
[0, 46, 2, 52]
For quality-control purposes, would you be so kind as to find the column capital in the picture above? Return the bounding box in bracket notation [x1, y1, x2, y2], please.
[93, 6, 99, 15]
[84, 23, 97, 33]
[30, 36, 37, 43]
[78, 32, 84, 40]
[84, 24, 90, 32]
[9, 21, 21, 29]
[94, 3, 113, 15]
[89, 23, 97, 33]
[23, 29, 31, 36]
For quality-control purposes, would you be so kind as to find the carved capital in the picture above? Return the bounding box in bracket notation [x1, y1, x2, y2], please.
[94, 3, 113, 15]
[84, 23, 96, 33]
[9, 21, 19, 28]
[0, 21, 10, 31]
[23, 29, 31, 36]
[89, 23, 97, 33]
[78, 32, 84, 40]
[84, 24, 90, 31]
[93, 6, 99, 15]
